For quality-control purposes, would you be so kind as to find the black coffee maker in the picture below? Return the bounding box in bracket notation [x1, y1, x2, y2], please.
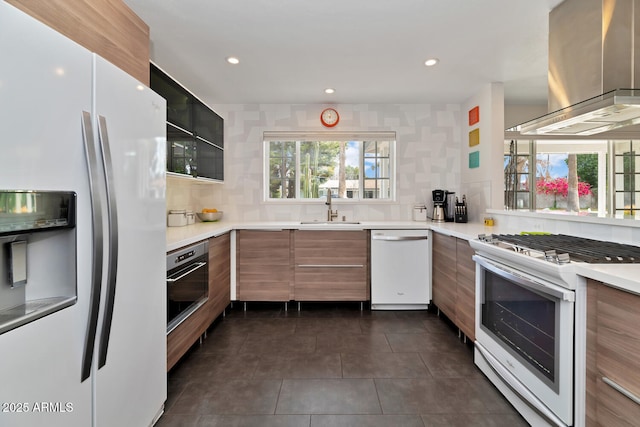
[432, 189, 446, 222]
[433, 189, 457, 222]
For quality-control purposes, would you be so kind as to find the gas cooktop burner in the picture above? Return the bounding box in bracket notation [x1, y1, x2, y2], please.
[478, 233, 640, 264]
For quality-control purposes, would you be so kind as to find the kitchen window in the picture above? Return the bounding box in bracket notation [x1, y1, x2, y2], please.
[263, 132, 396, 201]
[504, 137, 640, 219]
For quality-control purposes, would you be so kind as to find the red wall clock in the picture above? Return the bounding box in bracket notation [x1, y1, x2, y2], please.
[320, 108, 339, 127]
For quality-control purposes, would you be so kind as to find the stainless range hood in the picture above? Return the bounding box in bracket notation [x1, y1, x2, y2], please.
[520, 89, 640, 135]
[518, 0, 640, 136]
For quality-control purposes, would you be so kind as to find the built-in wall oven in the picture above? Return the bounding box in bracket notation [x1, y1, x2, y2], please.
[166, 241, 208, 334]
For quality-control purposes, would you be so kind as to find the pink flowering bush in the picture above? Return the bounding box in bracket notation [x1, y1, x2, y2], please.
[536, 177, 592, 197]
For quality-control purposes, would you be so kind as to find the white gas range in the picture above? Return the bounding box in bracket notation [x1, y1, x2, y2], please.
[470, 233, 640, 427]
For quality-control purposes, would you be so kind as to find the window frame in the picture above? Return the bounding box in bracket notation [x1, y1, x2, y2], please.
[504, 136, 616, 217]
[263, 131, 397, 202]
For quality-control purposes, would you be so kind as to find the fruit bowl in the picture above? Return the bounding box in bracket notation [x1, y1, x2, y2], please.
[196, 211, 223, 222]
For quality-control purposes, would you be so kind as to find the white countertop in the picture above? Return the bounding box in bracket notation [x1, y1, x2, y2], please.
[166, 221, 233, 252]
[428, 222, 513, 241]
[166, 219, 640, 295]
[575, 264, 640, 296]
[167, 220, 435, 251]
[166, 219, 515, 251]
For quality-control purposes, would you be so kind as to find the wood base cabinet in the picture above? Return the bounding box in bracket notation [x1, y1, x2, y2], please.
[432, 233, 456, 318]
[455, 238, 475, 340]
[432, 232, 475, 340]
[236, 230, 292, 301]
[586, 279, 640, 426]
[208, 233, 231, 322]
[293, 230, 369, 301]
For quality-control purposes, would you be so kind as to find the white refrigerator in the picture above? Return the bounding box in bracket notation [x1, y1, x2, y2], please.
[0, 3, 167, 426]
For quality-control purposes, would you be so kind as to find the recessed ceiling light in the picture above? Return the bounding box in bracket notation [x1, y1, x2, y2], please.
[226, 57, 240, 65]
[324, 88, 335, 94]
[424, 58, 439, 67]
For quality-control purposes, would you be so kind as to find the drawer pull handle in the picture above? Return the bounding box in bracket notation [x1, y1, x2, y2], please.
[602, 377, 640, 406]
[297, 264, 364, 268]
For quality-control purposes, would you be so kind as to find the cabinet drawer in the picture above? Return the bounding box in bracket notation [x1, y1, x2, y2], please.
[294, 230, 367, 265]
[237, 281, 291, 301]
[295, 265, 367, 301]
[596, 376, 640, 426]
[293, 230, 368, 301]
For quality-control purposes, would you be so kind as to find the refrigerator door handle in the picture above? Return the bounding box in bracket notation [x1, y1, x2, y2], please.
[96, 115, 119, 369]
[80, 111, 104, 382]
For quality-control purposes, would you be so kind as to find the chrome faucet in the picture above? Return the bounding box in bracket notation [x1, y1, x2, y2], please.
[326, 188, 338, 221]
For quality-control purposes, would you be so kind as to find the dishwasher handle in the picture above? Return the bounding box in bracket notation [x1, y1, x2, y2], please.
[372, 235, 428, 241]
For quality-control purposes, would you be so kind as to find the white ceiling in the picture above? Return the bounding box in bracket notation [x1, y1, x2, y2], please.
[124, 0, 565, 106]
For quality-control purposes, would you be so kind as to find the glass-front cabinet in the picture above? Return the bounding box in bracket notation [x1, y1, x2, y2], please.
[150, 63, 224, 182]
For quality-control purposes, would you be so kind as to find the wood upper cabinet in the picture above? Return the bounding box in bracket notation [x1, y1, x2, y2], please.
[432, 232, 476, 340]
[208, 233, 230, 322]
[236, 230, 292, 301]
[293, 230, 369, 301]
[586, 279, 640, 426]
[432, 232, 457, 319]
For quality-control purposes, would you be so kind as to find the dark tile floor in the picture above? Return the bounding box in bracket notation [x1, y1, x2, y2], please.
[157, 302, 529, 427]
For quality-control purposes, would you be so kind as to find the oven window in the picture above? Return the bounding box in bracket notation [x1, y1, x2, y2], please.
[167, 255, 208, 332]
[481, 269, 558, 384]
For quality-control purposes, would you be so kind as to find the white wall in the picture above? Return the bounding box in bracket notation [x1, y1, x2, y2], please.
[459, 83, 505, 222]
[168, 103, 464, 222]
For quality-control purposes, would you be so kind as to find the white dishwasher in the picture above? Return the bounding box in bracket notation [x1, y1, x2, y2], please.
[370, 229, 431, 310]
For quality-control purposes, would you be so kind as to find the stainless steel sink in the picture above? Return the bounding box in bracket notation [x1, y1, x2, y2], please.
[299, 220, 361, 225]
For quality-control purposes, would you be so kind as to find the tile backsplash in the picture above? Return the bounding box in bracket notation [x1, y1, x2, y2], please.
[165, 102, 640, 240]
[167, 103, 464, 222]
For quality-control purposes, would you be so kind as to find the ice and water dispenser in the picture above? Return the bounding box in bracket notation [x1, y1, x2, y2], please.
[0, 190, 77, 334]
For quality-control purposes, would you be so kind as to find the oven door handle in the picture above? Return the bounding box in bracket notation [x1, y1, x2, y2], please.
[473, 255, 575, 302]
[166, 262, 207, 282]
[475, 342, 567, 427]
